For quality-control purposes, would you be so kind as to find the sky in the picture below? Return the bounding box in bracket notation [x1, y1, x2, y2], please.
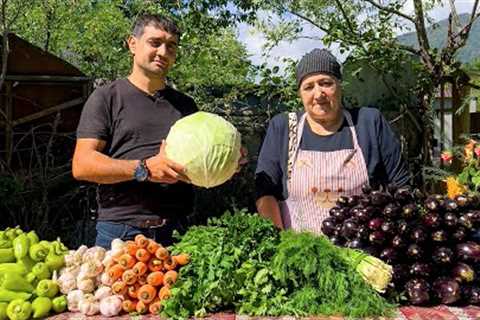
[237, 0, 477, 69]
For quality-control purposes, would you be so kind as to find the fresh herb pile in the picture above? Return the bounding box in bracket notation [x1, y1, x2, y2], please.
[161, 210, 395, 319]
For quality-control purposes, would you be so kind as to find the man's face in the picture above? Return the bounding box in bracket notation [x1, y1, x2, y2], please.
[128, 24, 178, 78]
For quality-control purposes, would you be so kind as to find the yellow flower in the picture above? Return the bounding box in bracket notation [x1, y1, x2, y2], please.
[445, 176, 467, 199]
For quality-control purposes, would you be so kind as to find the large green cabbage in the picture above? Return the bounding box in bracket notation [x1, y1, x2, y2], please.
[165, 111, 241, 188]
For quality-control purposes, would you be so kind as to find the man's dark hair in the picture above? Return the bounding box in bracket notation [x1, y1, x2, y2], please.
[132, 14, 181, 40]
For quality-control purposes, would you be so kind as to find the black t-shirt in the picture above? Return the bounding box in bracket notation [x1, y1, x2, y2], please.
[76, 79, 198, 222]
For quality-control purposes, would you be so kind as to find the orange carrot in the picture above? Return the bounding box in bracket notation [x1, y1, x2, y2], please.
[137, 274, 148, 286]
[136, 300, 148, 314]
[146, 240, 160, 254]
[155, 246, 169, 260]
[149, 299, 162, 314]
[135, 248, 151, 262]
[147, 271, 164, 287]
[107, 264, 125, 281]
[147, 258, 163, 272]
[123, 241, 139, 256]
[122, 269, 138, 285]
[158, 285, 171, 300]
[163, 270, 178, 286]
[112, 280, 127, 296]
[163, 256, 177, 271]
[132, 261, 148, 276]
[127, 284, 140, 299]
[138, 284, 157, 304]
[118, 253, 136, 269]
[173, 253, 190, 266]
[122, 299, 137, 313]
[135, 234, 149, 248]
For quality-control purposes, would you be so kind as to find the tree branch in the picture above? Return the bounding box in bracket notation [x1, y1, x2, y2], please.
[412, 0, 434, 71]
[466, 82, 480, 90]
[284, 7, 329, 33]
[449, 0, 479, 52]
[363, 0, 415, 23]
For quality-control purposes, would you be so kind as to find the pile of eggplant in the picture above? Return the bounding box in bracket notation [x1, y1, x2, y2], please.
[321, 185, 480, 306]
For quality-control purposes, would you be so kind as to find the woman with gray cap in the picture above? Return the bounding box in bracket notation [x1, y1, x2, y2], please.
[255, 48, 409, 234]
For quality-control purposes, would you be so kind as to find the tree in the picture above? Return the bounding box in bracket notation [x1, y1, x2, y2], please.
[233, 0, 480, 186]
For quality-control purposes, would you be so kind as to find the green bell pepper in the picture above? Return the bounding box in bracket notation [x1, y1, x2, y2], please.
[0, 290, 31, 303]
[5, 228, 21, 242]
[0, 264, 27, 276]
[0, 302, 7, 320]
[31, 296, 52, 319]
[0, 240, 11, 249]
[25, 273, 37, 287]
[12, 234, 29, 260]
[51, 295, 67, 313]
[16, 256, 35, 273]
[28, 243, 48, 262]
[26, 231, 39, 246]
[31, 263, 51, 280]
[6, 299, 32, 320]
[35, 280, 58, 298]
[44, 241, 67, 271]
[0, 249, 14, 263]
[0, 273, 33, 293]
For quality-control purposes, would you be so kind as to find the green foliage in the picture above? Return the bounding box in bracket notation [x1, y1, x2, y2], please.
[163, 211, 394, 319]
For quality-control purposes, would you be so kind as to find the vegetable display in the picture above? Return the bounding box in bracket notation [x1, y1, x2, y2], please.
[0, 227, 68, 320]
[161, 211, 394, 319]
[165, 111, 242, 188]
[322, 184, 480, 306]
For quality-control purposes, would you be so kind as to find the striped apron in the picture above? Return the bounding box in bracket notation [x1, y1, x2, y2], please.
[280, 110, 369, 234]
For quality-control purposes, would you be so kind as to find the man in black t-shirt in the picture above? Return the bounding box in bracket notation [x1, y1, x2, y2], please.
[73, 14, 198, 249]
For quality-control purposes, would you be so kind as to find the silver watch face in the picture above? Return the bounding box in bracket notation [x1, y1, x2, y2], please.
[134, 163, 148, 182]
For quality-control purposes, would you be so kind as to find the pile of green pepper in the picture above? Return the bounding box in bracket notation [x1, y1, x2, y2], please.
[0, 226, 69, 320]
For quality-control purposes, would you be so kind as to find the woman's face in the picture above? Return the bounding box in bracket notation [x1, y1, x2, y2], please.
[299, 73, 342, 122]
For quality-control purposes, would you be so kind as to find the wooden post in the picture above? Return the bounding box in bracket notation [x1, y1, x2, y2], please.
[4, 81, 13, 165]
[452, 82, 471, 146]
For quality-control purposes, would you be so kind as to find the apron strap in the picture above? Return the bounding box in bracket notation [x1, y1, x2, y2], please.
[287, 112, 298, 181]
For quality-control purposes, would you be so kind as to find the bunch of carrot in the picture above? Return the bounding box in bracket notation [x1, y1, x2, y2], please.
[105, 234, 189, 315]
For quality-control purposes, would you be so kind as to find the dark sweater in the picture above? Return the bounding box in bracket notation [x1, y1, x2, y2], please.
[255, 107, 410, 201]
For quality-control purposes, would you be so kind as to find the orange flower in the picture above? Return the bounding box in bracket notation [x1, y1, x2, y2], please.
[445, 176, 467, 199]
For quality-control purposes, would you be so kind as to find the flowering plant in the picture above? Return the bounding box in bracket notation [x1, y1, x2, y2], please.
[441, 138, 480, 197]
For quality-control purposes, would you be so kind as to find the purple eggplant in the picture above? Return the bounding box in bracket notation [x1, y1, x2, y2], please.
[459, 215, 474, 230]
[452, 227, 468, 242]
[422, 212, 442, 229]
[401, 203, 418, 219]
[456, 242, 480, 262]
[443, 212, 458, 228]
[405, 278, 431, 305]
[345, 238, 365, 249]
[336, 196, 349, 207]
[462, 285, 480, 305]
[433, 247, 454, 265]
[356, 225, 370, 240]
[346, 195, 361, 207]
[444, 198, 459, 212]
[410, 227, 428, 243]
[431, 229, 449, 243]
[380, 220, 396, 235]
[341, 218, 360, 240]
[407, 244, 424, 261]
[383, 203, 400, 218]
[454, 194, 468, 207]
[425, 197, 440, 211]
[410, 262, 432, 278]
[321, 217, 337, 236]
[369, 231, 386, 246]
[432, 277, 461, 305]
[361, 183, 372, 195]
[392, 264, 409, 284]
[379, 247, 398, 264]
[451, 262, 476, 283]
[368, 217, 384, 231]
[329, 235, 345, 246]
[394, 187, 414, 203]
[391, 235, 406, 249]
[370, 191, 392, 207]
[397, 219, 411, 235]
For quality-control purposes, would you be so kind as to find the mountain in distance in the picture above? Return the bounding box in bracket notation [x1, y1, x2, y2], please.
[397, 13, 480, 64]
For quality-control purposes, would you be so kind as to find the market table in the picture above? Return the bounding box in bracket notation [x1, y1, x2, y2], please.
[46, 306, 480, 320]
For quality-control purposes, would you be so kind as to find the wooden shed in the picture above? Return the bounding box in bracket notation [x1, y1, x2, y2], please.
[0, 33, 91, 164]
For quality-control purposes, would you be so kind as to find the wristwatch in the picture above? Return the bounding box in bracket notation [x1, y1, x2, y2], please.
[134, 159, 150, 182]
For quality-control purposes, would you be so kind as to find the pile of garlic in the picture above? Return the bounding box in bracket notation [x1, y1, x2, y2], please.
[55, 241, 125, 317]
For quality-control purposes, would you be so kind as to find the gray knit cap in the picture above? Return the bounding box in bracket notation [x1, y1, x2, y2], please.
[296, 48, 342, 87]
